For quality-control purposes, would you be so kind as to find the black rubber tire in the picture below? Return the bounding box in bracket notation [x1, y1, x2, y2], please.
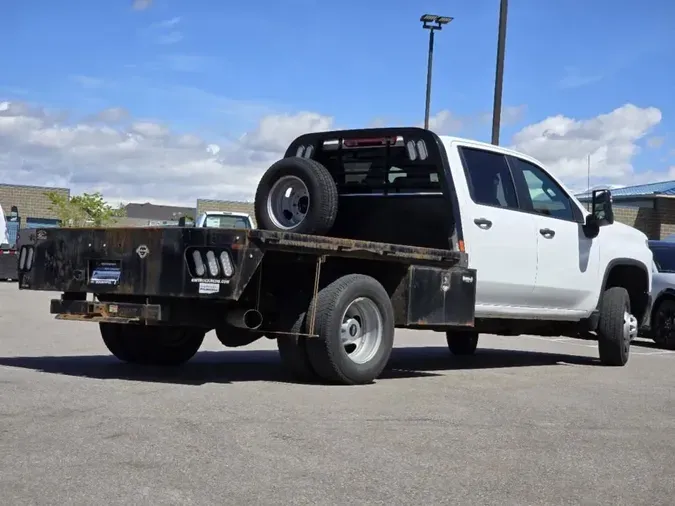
[304, 274, 395, 385]
[446, 330, 479, 356]
[99, 323, 205, 366]
[215, 325, 261, 348]
[597, 286, 632, 366]
[277, 311, 319, 382]
[254, 156, 338, 235]
[99, 322, 141, 363]
[650, 298, 675, 350]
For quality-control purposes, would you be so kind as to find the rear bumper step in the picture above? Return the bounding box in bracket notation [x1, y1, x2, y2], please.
[50, 299, 165, 323]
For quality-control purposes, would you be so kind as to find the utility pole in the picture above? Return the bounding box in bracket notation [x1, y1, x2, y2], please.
[420, 14, 453, 129]
[490, 0, 509, 145]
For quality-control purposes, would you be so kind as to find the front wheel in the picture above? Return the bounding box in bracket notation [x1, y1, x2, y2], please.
[446, 330, 479, 356]
[303, 274, 395, 385]
[597, 287, 635, 366]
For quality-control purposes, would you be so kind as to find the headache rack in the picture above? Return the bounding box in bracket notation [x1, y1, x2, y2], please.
[284, 127, 447, 196]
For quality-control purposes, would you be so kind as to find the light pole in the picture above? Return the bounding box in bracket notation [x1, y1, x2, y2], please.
[420, 14, 453, 130]
[491, 0, 509, 145]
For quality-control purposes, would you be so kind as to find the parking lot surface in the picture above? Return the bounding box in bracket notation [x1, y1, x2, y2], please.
[1, 283, 674, 505]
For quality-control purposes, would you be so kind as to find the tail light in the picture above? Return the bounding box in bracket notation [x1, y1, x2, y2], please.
[186, 247, 235, 280]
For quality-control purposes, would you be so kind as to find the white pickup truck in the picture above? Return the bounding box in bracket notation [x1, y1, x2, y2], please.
[252, 128, 653, 368]
[18, 127, 653, 385]
[194, 211, 254, 229]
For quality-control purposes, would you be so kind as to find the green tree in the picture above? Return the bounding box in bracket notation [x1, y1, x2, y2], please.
[45, 191, 127, 227]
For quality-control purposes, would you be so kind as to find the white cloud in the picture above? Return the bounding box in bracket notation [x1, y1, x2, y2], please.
[427, 110, 464, 134]
[509, 103, 664, 189]
[427, 104, 527, 135]
[647, 136, 665, 149]
[558, 66, 603, 89]
[132, 0, 152, 10]
[89, 107, 129, 124]
[0, 100, 334, 206]
[239, 112, 334, 153]
[157, 31, 183, 45]
[70, 75, 105, 89]
[0, 99, 668, 208]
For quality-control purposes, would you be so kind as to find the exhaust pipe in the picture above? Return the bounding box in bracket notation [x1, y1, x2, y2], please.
[226, 308, 263, 330]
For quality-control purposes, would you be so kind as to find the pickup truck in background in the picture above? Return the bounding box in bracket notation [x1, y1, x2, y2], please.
[17, 127, 652, 385]
[192, 211, 254, 229]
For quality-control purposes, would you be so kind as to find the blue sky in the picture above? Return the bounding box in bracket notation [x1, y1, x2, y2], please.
[0, 0, 673, 202]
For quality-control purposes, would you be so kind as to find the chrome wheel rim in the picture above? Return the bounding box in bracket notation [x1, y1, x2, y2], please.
[340, 297, 383, 364]
[266, 175, 310, 230]
[623, 310, 638, 342]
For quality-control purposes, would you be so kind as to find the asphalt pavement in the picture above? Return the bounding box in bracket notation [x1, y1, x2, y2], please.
[1, 283, 674, 506]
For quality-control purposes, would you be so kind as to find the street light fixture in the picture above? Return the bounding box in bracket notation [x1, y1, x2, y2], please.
[420, 14, 453, 130]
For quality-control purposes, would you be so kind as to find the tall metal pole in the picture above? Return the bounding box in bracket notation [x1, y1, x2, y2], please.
[424, 29, 435, 130]
[491, 0, 509, 145]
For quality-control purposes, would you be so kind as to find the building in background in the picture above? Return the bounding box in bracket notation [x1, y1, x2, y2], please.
[576, 180, 675, 240]
[0, 183, 69, 228]
[118, 202, 196, 227]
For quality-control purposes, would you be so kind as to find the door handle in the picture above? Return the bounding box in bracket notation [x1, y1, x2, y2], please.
[474, 218, 492, 229]
[539, 228, 555, 238]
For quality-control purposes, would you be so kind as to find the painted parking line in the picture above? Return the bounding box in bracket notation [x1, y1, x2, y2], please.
[520, 335, 675, 356]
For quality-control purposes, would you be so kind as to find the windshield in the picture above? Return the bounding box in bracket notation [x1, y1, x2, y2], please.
[204, 215, 251, 229]
[651, 246, 675, 273]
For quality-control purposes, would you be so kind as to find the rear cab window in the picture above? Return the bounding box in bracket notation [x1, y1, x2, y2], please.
[458, 146, 519, 209]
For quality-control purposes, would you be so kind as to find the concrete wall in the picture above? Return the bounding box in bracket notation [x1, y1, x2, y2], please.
[0, 183, 70, 221]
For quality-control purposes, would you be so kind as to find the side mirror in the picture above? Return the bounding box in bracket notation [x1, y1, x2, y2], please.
[582, 189, 614, 239]
[178, 217, 186, 227]
[591, 189, 614, 226]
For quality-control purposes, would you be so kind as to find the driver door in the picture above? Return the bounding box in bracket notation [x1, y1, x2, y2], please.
[508, 155, 600, 312]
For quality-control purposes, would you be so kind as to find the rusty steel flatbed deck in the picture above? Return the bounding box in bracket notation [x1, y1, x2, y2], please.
[248, 229, 464, 265]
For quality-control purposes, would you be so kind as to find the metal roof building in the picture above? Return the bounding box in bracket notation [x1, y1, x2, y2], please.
[575, 180, 675, 240]
[576, 180, 675, 202]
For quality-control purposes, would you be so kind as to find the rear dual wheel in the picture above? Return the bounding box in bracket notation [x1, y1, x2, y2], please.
[277, 274, 395, 385]
[99, 323, 205, 366]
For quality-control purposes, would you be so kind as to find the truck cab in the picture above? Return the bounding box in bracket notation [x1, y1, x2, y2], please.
[438, 136, 652, 328]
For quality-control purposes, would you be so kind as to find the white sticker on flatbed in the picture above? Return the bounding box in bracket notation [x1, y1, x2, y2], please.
[198, 282, 220, 294]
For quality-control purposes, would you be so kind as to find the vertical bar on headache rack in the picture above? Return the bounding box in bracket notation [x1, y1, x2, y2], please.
[308, 255, 325, 336]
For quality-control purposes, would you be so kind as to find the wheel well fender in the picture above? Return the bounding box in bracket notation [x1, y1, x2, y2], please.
[598, 259, 650, 324]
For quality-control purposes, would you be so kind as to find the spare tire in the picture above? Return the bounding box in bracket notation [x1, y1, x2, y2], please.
[254, 156, 338, 235]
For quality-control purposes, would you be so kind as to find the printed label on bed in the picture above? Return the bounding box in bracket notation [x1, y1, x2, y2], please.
[90, 262, 121, 285]
[190, 278, 230, 284]
[198, 282, 220, 294]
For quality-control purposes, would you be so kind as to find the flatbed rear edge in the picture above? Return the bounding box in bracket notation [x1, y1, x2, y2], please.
[17, 226, 476, 331]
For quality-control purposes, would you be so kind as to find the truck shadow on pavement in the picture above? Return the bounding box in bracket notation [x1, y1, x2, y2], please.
[0, 346, 600, 386]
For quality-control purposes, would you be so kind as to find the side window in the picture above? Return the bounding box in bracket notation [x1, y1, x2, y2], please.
[510, 157, 575, 221]
[460, 147, 518, 209]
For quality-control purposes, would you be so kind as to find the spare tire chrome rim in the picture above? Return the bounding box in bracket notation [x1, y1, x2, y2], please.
[266, 175, 310, 230]
[340, 297, 383, 365]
